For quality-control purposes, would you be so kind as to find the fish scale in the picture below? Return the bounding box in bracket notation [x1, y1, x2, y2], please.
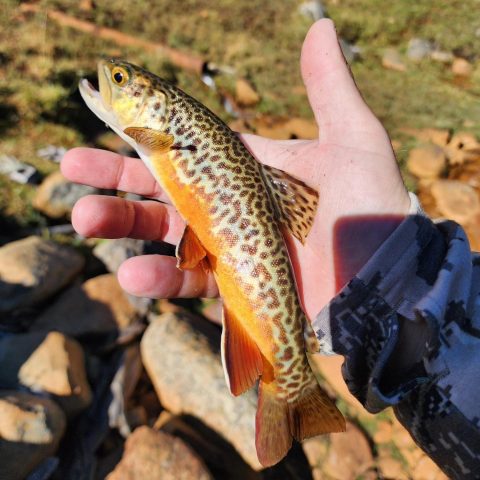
[79, 59, 345, 466]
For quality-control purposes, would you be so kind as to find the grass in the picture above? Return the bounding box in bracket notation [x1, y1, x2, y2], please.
[1, 0, 479, 226]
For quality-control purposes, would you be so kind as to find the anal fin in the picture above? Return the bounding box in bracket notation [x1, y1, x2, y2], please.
[221, 306, 263, 396]
[260, 164, 319, 244]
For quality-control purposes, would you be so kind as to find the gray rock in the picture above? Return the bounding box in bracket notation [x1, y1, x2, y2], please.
[431, 49, 454, 63]
[141, 312, 261, 470]
[406, 38, 433, 62]
[106, 426, 213, 480]
[32, 274, 139, 337]
[0, 155, 39, 184]
[0, 236, 84, 313]
[37, 145, 67, 163]
[32, 170, 99, 218]
[0, 391, 66, 480]
[93, 238, 145, 274]
[298, 0, 326, 21]
[339, 38, 361, 64]
[382, 48, 407, 72]
[0, 332, 92, 417]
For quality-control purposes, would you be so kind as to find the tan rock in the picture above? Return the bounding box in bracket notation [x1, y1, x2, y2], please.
[0, 236, 84, 313]
[141, 312, 261, 469]
[32, 170, 98, 218]
[407, 145, 446, 179]
[283, 117, 318, 139]
[106, 426, 213, 480]
[400, 128, 450, 147]
[464, 214, 480, 251]
[0, 391, 66, 480]
[302, 436, 329, 470]
[200, 298, 223, 325]
[0, 332, 91, 417]
[377, 456, 408, 479]
[445, 131, 480, 165]
[32, 273, 138, 336]
[382, 48, 407, 72]
[430, 180, 480, 224]
[373, 421, 393, 444]
[235, 78, 260, 106]
[323, 421, 374, 480]
[452, 57, 473, 77]
[412, 453, 447, 480]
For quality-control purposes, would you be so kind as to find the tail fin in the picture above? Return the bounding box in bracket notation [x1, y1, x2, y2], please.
[255, 378, 345, 467]
[256, 381, 292, 467]
[288, 379, 346, 441]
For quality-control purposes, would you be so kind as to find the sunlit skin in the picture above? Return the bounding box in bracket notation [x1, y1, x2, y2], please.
[62, 19, 410, 321]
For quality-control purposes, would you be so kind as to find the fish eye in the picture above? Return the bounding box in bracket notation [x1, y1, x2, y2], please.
[112, 66, 128, 86]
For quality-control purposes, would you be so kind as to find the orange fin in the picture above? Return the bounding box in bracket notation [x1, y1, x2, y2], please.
[124, 127, 174, 153]
[221, 306, 263, 396]
[256, 381, 292, 467]
[288, 378, 345, 441]
[176, 225, 208, 270]
[260, 164, 319, 244]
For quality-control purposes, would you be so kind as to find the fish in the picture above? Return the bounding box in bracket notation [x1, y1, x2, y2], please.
[79, 59, 345, 466]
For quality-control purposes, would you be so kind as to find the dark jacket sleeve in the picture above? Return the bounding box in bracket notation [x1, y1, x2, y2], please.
[312, 194, 480, 479]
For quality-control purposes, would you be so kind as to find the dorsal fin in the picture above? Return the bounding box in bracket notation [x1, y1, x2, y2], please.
[221, 305, 263, 396]
[260, 164, 319, 244]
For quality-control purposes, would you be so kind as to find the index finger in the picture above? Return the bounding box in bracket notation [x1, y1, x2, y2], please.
[62, 147, 171, 203]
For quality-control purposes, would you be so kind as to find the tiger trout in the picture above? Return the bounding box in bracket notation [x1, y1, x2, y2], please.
[79, 59, 345, 466]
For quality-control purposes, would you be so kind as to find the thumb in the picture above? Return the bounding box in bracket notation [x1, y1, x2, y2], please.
[301, 19, 377, 135]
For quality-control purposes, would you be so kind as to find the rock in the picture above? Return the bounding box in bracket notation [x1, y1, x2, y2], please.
[406, 144, 446, 179]
[445, 131, 480, 165]
[32, 274, 138, 336]
[0, 236, 84, 314]
[302, 436, 329, 480]
[377, 455, 408, 479]
[373, 421, 393, 444]
[235, 78, 260, 107]
[430, 180, 480, 224]
[93, 239, 144, 274]
[37, 145, 67, 163]
[339, 38, 360, 64]
[0, 154, 39, 184]
[431, 50, 454, 63]
[412, 453, 448, 480]
[452, 57, 473, 77]
[399, 127, 450, 147]
[382, 48, 407, 72]
[96, 131, 134, 156]
[298, 0, 326, 21]
[406, 38, 432, 62]
[32, 170, 99, 218]
[322, 421, 374, 480]
[0, 391, 66, 480]
[141, 312, 261, 469]
[106, 426, 213, 480]
[0, 332, 92, 417]
[283, 117, 318, 139]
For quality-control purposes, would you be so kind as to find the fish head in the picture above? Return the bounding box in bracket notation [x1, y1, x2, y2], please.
[79, 59, 168, 148]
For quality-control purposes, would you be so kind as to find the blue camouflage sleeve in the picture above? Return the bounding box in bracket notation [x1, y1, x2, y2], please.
[312, 193, 480, 479]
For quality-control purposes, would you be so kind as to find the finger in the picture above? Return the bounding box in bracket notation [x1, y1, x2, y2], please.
[62, 148, 171, 203]
[300, 19, 378, 133]
[72, 195, 184, 244]
[118, 255, 219, 298]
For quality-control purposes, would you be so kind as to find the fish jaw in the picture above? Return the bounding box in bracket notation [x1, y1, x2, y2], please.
[78, 77, 139, 151]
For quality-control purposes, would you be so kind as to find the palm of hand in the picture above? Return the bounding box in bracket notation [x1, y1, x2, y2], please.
[62, 19, 410, 319]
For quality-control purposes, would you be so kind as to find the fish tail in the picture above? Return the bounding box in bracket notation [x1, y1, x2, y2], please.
[256, 373, 345, 466]
[255, 380, 292, 467]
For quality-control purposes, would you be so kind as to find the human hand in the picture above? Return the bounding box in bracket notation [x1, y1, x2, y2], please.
[62, 19, 410, 320]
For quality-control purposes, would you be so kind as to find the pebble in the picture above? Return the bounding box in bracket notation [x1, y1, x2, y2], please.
[407, 144, 447, 179]
[406, 38, 433, 62]
[452, 57, 473, 77]
[106, 426, 213, 480]
[32, 170, 99, 218]
[382, 48, 407, 72]
[0, 391, 66, 480]
[235, 78, 260, 107]
[0, 236, 84, 314]
[0, 332, 92, 417]
[32, 273, 139, 337]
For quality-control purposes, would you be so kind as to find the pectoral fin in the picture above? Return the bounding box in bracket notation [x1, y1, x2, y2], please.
[124, 127, 174, 153]
[221, 305, 263, 396]
[260, 164, 319, 244]
[176, 225, 208, 270]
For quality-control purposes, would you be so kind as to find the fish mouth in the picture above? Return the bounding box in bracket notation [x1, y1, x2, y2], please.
[78, 61, 118, 130]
